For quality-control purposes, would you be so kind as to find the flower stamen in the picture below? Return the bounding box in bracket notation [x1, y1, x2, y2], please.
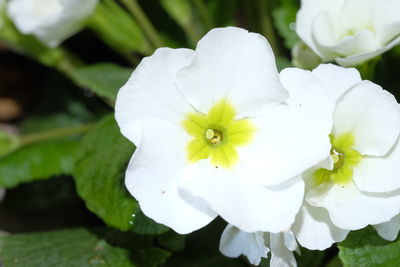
[206, 129, 223, 145]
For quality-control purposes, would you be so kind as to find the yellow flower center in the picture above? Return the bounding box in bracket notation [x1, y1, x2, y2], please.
[313, 133, 362, 186]
[182, 99, 255, 169]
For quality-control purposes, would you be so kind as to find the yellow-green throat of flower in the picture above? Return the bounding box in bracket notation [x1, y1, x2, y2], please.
[183, 99, 255, 168]
[314, 133, 362, 186]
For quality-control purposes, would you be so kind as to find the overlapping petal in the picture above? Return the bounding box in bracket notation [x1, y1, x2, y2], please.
[180, 161, 304, 233]
[176, 27, 287, 119]
[373, 214, 400, 241]
[115, 48, 194, 145]
[332, 81, 400, 157]
[307, 181, 400, 230]
[353, 137, 400, 193]
[292, 202, 349, 250]
[296, 0, 400, 66]
[311, 64, 361, 103]
[219, 225, 268, 266]
[125, 119, 217, 234]
[336, 35, 400, 66]
[269, 233, 298, 267]
[238, 68, 333, 186]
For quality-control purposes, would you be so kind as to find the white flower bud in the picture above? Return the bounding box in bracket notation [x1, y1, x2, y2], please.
[7, 0, 98, 47]
[296, 0, 400, 66]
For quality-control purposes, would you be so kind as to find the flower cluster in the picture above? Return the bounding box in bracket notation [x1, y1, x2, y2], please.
[116, 25, 400, 266]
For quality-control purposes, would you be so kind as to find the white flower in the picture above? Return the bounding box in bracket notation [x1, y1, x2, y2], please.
[373, 214, 400, 241]
[219, 224, 298, 267]
[7, 0, 98, 47]
[115, 27, 333, 234]
[296, 0, 400, 66]
[291, 64, 400, 250]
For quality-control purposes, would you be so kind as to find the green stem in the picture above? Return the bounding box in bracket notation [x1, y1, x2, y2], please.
[258, 0, 280, 56]
[119, 0, 164, 48]
[192, 0, 213, 30]
[19, 124, 93, 147]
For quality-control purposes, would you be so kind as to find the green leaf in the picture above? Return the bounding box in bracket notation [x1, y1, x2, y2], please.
[0, 228, 170, 267]
[272, 0, 299, 49]
[160, 0, 192, 28]
[338, 227, 400, 267]
[73, 115, 138, 231]
[160, 0, 202, 46]
[0, 131, 19, 157]
[158, 231, 186, 252]
[70, 64, 132, 102]
[296, 247, 326, 267]
[89, 0, 151, 56]
[132, 210, 169, 235]
[0, 140, 78, 188]
[74, 115, 170, 234]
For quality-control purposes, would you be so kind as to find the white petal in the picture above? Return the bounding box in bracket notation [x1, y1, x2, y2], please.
[239, 68, 333, 186]
[339, 0, 373, 32]
[371, 0, 400, 45]
[310, 12, 340, 61]
[332, 81, 400, 156]
[311, 64, 361, 103]
[125, 119, 217, 234]
[373, 214, 400, 241]
[283, 232, 298, 252]
[295, 0, 345, 58]
[219, 224, 268, 266]
[336, 35, 400, 67]
[115, 48, 194, 146]
[353, 137, 400, 193]
[307, 181, 400, 230]
[180, 161, 304, 233]
[314, 19, 379, 59]
[292, 202, 349, 250]
[269, 233, 298, 267]
[176, 27, 287, 118]
[8, 0, 98, 47]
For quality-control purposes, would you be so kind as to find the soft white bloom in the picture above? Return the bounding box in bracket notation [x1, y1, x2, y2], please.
[296, 0, 400, 66]
[219, 224, 298, 267]
[115, 27, 334, 234]
[373, 214, 400, 241]
[7, 0, 98, 47]
[291, 64, 400, 250]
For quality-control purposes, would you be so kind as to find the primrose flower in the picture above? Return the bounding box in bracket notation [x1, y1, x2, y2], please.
[296, 0, 400, 66]
[292, 64, 400, 250]
[219, 224, 298, 266]
[115, 27, 334, 234]
[7, 0, 98, 47]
